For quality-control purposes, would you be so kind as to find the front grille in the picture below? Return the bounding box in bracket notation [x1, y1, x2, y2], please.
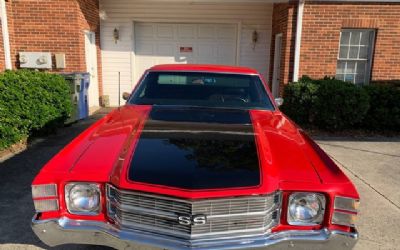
[106, 185, 281, 239]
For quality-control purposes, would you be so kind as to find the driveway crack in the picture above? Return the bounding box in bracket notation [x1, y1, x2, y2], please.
[328, 154, 400, 211]
[319, 142, 400, 158]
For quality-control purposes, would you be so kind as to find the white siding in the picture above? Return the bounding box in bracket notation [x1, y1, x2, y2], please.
[100, 0, 273, 106]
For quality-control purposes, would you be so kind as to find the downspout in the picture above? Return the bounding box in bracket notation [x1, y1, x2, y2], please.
[0, 0, 12, 70]
[293, 0, 305, 82]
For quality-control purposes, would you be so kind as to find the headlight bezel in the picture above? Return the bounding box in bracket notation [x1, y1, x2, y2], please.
[65, 182, 101, 216]
[287, 192, 326, 226]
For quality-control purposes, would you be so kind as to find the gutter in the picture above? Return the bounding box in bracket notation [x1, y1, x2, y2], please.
[0, 0, 11, 70]
[293, 0, 304, 83]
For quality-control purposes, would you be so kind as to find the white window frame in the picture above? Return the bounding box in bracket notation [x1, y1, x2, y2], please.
[336, 29, 376, 85]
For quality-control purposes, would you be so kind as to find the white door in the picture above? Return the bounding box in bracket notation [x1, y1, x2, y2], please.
[272, 33, 283, 98]
[85, 31, 100, 107]
[134, 22, 238, 82]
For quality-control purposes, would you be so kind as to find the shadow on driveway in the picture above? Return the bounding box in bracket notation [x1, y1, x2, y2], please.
[0, 109, 113, 249]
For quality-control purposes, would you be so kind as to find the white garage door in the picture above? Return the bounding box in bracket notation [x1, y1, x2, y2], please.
[134, 22, 238, 82]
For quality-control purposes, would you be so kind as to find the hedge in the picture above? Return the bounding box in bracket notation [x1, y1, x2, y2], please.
[279, 76, 319, 125]
[363, 85, 400, 131]
[281, 76, 400, 131]
[313, 78, 370, 130]
[0, 70, 72, 150]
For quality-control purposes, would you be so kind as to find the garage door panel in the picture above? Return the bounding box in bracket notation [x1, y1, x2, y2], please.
[178, 24, 196, 39]
[197, 43, 216, 57]
[156, 24, 175, 39]
[217, 43, 236, 57]
[134, 22, 238, 82]
[198, 25, 216, 39]
[157, 43, 176, 56]
[135, 23, 154, 39]
[217, 25, 237, 39]
[135, 42, 154, 56]
[136, 58, 155, 78]
[181, 56, 196, 64]
[157, 57, 181, 65]
[198, 58, 218, 65]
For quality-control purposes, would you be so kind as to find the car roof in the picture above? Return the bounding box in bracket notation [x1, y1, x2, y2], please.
[148, 64, 259, 75]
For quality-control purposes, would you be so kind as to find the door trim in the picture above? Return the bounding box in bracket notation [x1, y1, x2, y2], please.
[272, 33, 282, 98]
[84, 30, 100, 107]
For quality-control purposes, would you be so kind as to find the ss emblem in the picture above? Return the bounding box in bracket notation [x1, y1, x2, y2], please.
[178, 215, 207, 226]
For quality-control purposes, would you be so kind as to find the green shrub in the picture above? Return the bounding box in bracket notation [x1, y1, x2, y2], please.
[281, 76, 319, 125]
[0, 70, 72, 150]
[281, 76, 370, 131]
[313, 78, 370, 130]
[363, 85, 400, 131]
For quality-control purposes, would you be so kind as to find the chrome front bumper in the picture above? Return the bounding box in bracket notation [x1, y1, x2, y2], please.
[32, 215, 358, 250]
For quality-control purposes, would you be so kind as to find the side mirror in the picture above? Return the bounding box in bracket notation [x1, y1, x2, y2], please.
[122, 92, 131, 101]
[275, 98, 284, 107]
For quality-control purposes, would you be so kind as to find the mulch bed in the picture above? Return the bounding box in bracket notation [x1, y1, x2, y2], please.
[0, 139, 28, 162]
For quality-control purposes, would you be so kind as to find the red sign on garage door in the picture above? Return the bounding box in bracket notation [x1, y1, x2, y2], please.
[180, 47, 193, 53]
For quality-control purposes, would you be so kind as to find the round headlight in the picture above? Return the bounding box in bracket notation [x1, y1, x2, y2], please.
[66, 183, 100, 215]
[288, 193, 325, 225]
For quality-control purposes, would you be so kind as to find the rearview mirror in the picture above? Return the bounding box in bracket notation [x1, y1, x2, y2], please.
[275, 98, 284, 107]
[122, 92, 131, 101]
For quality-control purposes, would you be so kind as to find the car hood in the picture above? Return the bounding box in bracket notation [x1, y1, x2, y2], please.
[60, 105, 322, 197]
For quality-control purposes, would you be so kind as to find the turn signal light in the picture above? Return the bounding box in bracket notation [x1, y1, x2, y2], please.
[332, 211, 357, 227]
[32, 184, 59, 212]
[32, 184, 57, 199]
[332, 196, 359, 227]
[33, 199, 59, 212]
[334, 196, 359, 212]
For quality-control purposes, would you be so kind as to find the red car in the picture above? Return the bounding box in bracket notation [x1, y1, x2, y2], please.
[31, 65, 359, 250]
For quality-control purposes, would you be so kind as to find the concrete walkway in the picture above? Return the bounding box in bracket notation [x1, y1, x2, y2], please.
[0, 109, 398, 249]
[317, 137, 400, 250]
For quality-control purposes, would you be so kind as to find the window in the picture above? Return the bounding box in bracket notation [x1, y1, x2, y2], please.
[129, 72, 274, 110]
[336, 29, 375, 85]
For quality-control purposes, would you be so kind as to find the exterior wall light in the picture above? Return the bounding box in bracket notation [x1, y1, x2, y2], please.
[252, 30, 259, 50]
[113, 28, 120, 44]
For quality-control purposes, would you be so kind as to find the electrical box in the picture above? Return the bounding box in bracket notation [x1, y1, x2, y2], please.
[19, 52, 52, 69]
[55, 53, 66, 69]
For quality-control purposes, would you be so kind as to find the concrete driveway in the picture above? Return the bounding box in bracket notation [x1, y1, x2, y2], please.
[0, 110, 399, 250]
[317, 138, 400, 250]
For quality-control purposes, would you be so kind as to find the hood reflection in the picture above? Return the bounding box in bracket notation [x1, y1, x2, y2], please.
[168, 138, 258, 172]
[128, 106, 261, 190]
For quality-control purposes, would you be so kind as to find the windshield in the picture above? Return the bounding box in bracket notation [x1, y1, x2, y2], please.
[129, 71, 274, 110]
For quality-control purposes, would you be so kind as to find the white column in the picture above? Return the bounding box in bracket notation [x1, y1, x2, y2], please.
[293, 0, 305, 82]
[0, 0, 12, 70]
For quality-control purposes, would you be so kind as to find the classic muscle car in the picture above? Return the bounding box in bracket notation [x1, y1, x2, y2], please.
[31, 64, 359, 250]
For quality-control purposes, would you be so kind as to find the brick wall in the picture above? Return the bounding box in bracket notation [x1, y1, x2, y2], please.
[0, 24, 4, 71]
[269, 2, 297, 95]
[300, 1, 400, 82]
[3, 0, 102, 95]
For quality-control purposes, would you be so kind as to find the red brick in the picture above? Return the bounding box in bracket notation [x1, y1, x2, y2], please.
[3, 0, 102, 95]
[299, 2, 400, 82]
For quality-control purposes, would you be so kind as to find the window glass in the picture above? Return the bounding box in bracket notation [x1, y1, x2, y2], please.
[339, 46, 349, 58]
[357, 62, 366, 75]
[337, 61, 346, 74]
[359, 47, 369, 59]
[340, 31, 351, 45]
[336, 29, 375, 85]
[346, 61, 356, 74]
[129, 72, 274, 110]
[350, 32, 361, 45]
[360, 31, 370, 45]
[349, 47, 359, 59]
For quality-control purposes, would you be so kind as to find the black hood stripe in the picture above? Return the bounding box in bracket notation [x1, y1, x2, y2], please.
[128, 106, 260, 190]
